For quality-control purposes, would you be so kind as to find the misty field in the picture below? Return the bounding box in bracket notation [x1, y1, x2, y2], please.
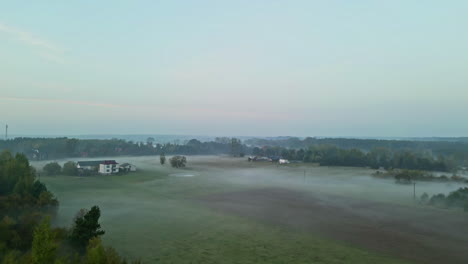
[34, 156, 468, 264]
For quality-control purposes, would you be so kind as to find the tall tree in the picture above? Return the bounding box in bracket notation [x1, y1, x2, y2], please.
[31, 217, 57, 264]
[146, 137, 155, 146]
[70, 206, 105, 248]
[230, 138, 242, 157]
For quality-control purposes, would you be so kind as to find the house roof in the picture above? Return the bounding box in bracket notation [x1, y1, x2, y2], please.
[77, 161, 101, 167]
[102, 160, 118, 165]
[77, 160, 117, 166]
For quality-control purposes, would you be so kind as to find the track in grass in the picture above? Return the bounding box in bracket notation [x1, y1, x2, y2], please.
[199, 187, 468, 264]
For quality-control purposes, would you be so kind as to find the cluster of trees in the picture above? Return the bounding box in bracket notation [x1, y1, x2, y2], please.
[169, 156, 187, 168]
[2, 205, 139, 263]
[0, 150, 139, 263]
[373, 169, 467, 184]
[254, 145, 454, 172]
[420, 188, 468, 211]
[43, 161, 79, 176]
[0, 150, 59, 255]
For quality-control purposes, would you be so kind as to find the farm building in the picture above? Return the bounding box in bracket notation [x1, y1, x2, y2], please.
[77, 160, 102, 171]
[119, 163, 137, 172]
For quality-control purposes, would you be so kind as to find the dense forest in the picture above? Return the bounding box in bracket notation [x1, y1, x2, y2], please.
[0, 150, 139, 263]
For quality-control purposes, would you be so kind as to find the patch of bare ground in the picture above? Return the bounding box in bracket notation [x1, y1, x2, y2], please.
[198, 187, 468, 264]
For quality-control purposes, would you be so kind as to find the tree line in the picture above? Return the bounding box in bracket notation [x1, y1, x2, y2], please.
[420, 188, 468, 212]
[373, 169, 467, 184]
[0, 137, 243, 161]
[0, 150, 140, 263]
[245, 137, 468, 166]
[0, 137, 462, 172]
[253, 145, 455, 172]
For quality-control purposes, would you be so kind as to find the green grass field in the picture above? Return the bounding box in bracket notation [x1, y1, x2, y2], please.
[36, 156, 416, 263]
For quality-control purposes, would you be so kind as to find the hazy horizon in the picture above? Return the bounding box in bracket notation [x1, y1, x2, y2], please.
[5, 133, 468, 142]
[2, 1, 468, 137]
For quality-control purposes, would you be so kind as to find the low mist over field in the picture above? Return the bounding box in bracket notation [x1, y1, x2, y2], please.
[28, 155, 468, 264]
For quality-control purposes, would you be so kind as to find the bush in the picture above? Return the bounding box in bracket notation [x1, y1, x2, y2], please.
[445, 187, 468, 208]
[85, 237, 141, 264]
[420, 192, 429, 204]
[43, 162, 62, 176]
[62, 161, 78, 176]
[429, 193, 446, 207]
[169, 156, 187, 168]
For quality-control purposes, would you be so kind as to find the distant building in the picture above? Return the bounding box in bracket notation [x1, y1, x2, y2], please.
[98, 160, 119, 174]
[279, 159, 290, 164]
[77, 161, 101, 171]
[119, 163, 137, 172]
[248, 156, 271, 162]
[269, 156, 281, 162]
[77, 160, 119, 175]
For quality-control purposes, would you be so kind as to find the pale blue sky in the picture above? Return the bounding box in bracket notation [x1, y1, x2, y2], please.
[1, 1, 467, 137]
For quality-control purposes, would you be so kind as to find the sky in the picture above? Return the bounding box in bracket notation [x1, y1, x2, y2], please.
[1, 1, 467, 137]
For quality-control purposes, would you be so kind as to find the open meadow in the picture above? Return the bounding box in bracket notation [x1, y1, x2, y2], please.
[33, 156, 468, 264]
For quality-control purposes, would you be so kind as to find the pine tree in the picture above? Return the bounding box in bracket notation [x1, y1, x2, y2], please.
[70, 206, 105, 248]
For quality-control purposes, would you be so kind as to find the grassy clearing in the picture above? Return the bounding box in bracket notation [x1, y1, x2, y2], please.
[36, 156, 413, 263]
[151, 211, 410, 264]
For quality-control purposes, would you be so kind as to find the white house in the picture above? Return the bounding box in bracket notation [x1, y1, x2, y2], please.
[98, 160, 119, 175]
[77, 160, 119, 175]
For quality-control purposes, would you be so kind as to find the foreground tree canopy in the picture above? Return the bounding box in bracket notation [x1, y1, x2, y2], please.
[0, 150, 140, 263]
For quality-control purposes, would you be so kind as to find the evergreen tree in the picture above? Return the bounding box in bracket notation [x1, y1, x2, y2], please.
[70, 206, 105, 249]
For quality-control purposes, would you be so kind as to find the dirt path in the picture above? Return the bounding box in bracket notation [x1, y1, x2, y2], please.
[199, 187, 468, 264]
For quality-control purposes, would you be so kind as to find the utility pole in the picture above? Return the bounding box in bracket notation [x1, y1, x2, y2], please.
[4, 124, 7, 140]
[413, 182, 416, 201]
